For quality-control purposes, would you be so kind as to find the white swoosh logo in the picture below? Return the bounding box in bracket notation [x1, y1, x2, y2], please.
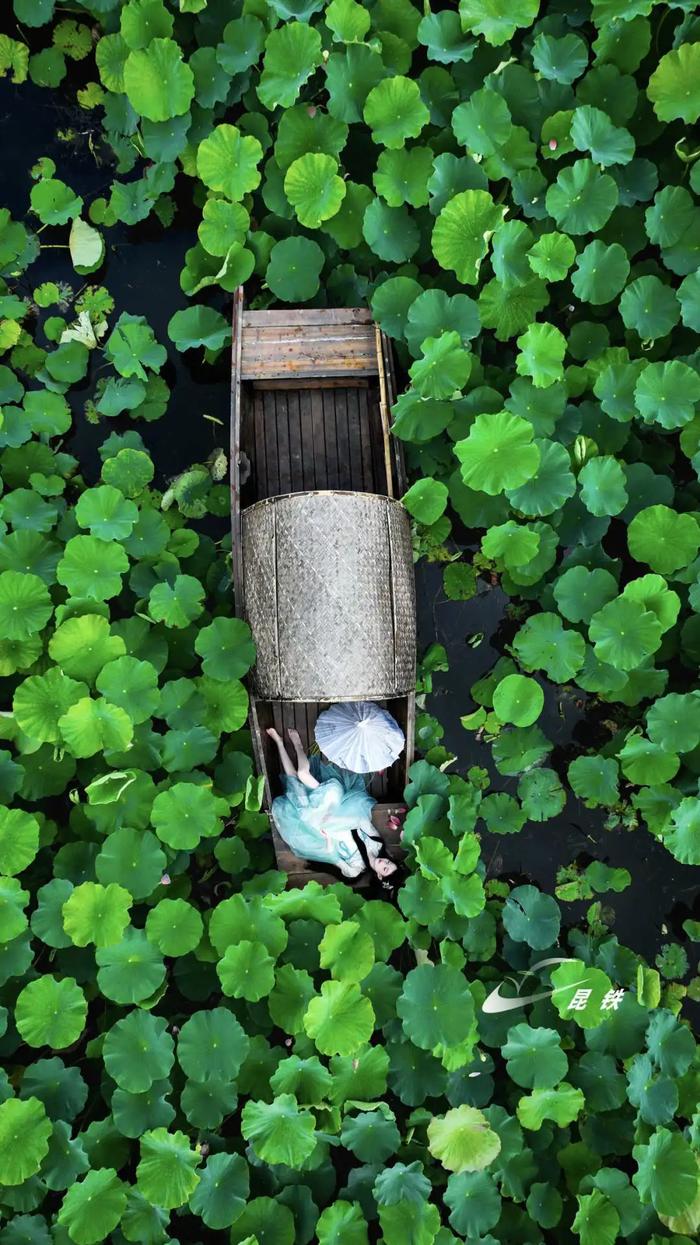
[481, 956, 586, 1014]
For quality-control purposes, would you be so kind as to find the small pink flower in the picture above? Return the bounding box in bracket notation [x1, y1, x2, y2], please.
[171, 1025, 180, 1035]
[160, 873, 171, 885]
[198, 1142, 209, 1157]
[548, 138, 558, 151]
[285, 1037, 293, 1047]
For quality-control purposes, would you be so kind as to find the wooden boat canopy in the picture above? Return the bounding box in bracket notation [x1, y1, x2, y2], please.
[230, 289, 416, 886]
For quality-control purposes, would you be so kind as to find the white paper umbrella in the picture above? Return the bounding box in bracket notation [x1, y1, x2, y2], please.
[315, 701, 405, 773]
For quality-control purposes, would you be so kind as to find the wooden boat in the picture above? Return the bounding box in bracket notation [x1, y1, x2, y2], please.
[230, 287, 416, 886]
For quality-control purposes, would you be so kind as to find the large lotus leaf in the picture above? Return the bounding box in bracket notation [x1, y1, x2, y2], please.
[123, 37, 194, 121]
[527, 231, 576, 281]
[512, 612, 585, 682]
[588, 596, 663, 671]
[634, 360, 700, 430]
[391, 392, 453, 442]
[59, 696, 133, 758]
[571, 105, 634, 166]
[553, 566, 618, 625]
[96, 826, 164, 899]
[57, 1169, 129, 1244]
[482, 521, 539, 570]
[257, 22, 322, 110]
[405, 289, 480, 358]
[374, 146, 434, 208]
[303, 980, 374, 1055]
[409, 332, 472, 400]
[515, 323, 566, 389]
[506, 439, 576, 516]
[678, 270, 700, 332]
[146, 899, 203, 957]
[210, 894, 287, 958]
[518, 768, 566, 822]
[13, 667, 87, 743]
[646, 692, 700, 754]
[362, 197, 419, 262]
[618, 733, 679, 786]
[150, 781, 220, 850]
[455, 411, 540, 495]
[545, 159, 618, 234]
[266, 236, 325, 301]
[502, 1023, 568, 1089]
[230, 1197, 295, 1245]
[396, 962, 475, 1050]
[568, 756, 620, 807]
[458, 0, 538, 44]
[503, 884, 561, 949]
[75, 485, 138, 540]
[432, 189, 505, 283]
[149, 575, 204, 628]
[427, 1105, 501, 1174]
[402, 478, 448, 525]
[196, 125, 263, 202]
[62, 880, 131, 948]
[532, 31, 588, 83]
[136, 1127, 201, 1209]
[647, 42, 700, 124]
[363, 74, 429, 148]
[217, 939, 276, 1002]
[325, 43, 387, 124]
[103, 1010, 174, 1094]
[96, 926, 165, 1004]
[628, 505, 700, 574]
[30, 177, 82, 226]
[284, 153, 346, 229]
[0, 1096, 50, 1185]
[579, 456, 628, 517]
[0, 569, 53, 639]
[57, 536, 128, 601]
[619, 275, 680, 340]
[241, 1093, 316, 1168]
[49, 615, 126, 684]
[572, 241, 630, 305]
[623, 574, 680, 635]
[177, 1008, 249, 1084]
[14, 973, 87, 1049]
[269, 966, 316, 1035]
[0, 806, 39, 875]
[492, 674, 543, 727]
[632, 1128, 699, 1216]
[452, 87, 512, 157]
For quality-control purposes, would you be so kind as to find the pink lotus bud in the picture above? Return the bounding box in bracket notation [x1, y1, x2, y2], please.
[285, 1037, 293, 1046]
[171, 1025, 180, 1035]
[548, 138, 558, 151]
[160, 873, 171, 885]
[198, 1142, 209, 1157]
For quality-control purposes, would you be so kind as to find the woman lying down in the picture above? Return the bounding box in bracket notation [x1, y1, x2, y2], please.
[266, 726, 398, 881]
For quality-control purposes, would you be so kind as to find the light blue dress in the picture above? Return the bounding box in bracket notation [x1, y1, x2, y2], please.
[271, 754, 379, 877]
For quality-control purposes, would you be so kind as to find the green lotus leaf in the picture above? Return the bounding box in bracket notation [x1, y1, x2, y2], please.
[217, 939, 276, 1002]
[402, 478, 448, 525]
[0, 570, 53, 640]
[503, 884, 561, 949]
[515, 323, 566, 389]
[103, 1010, 174, 1097]
[553, 566, 618, 625]
[479, 791, 525, 835]
[30, 880, 72, 949]
[645, 184, 695, 248]
[545, 159, 618, 234]
[316, 1201, 369, 1245]
[527, 231, 576, 282]
[0, 1096, 52, 1185]
[96, 926, 165, 1004]
[678, 270, 700, 332]
[568, 756, 620, 807]
[257, 21, 322, 110]
[318, 919, 374, 982]
[570, 105, 634, 167]
[102, 447, 155, 497]
[618, 733, 679, 785]
[363, 74, 429, 149]
[646, 692, 700, 754]
[391, 392, 453, 443]
[0, 806, 39, 875]
[340, 1108, 399, 1163]
[95, 826, 164, 899]
[458, 0, 538, 44]
[619, 275, 680, 341]
[49, 614, 126, 683]
[266, 236, 325, 301]
[633, 1128, 699, 1216]
[647, 42, 700, 124]
[628, 504, 700, 574]
[432, 189, 505, 283]
[62, 880, 132, 948]
[197, 199, 249, 259]
[482, 522, 538, 571]
[123, 37, 194, 122]
[177, 1007, 250, 1083]
[506, 439, 576, 517]
[269, 965, 316, 1035]
[627, 1052, 679, 1126]
[216, 14, 265, 73]
[325, 42, 386, 124]
[661, 797, 700, 866]
[513, 612, 585, 682]
[119, 0, 173, 49]
[405, 289, 480, 357]
[151, 781, 221, 850]
[30, 177, 82, 226]
[188, 1151, 249, 1230]
[58, 695, 133, 758]
[518, 768, 566, 822]
[532, 31, 588, 83]
[572, 1189, 620, 1245]
[145, 899, 203, 957]
[409, 333, 472, 401]
[589, 596, 663, 671]
[572, 241, 630, 305]
[428, 1105, 501, 1173]
[199, 676, 249, 734]
[492, 674, 543, 727]
[149, 574, 204, 628]
[96, 656, 159, 724]
[452, 87, 512, 157]
[579, 456, 628, 517]
[550, 958, 614, 1027]
[136, 1127, 201, 1209]
[241, 1093, 316, 1168]
[517, 1082, 585, 1130]
[396, 962, 475, 1050]
[362, 196, 420, 262]
[374, 146, 434, 208]
[283, 153, 346, 228]
[57, 536, 128, 601]
[13, 667, 87, 743]
[503, 1023, 568, 1090]
[75, 485, 138, 542]
[0, 874, 30, 942]
[0, 529, 61, 583]
[14, 973, 87, 1048]
[196, 124, 263, 202]
[455, 411, 540, 495]
[230, 1197, 295, 1245]
[168, 305, 230, 352]
[56, 1167, 127, 1244]
[634, 360, 700, 430]
[104, 313, 166, 380]
[304, 980, 375, 1055]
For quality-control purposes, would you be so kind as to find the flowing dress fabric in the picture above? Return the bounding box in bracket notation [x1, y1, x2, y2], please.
[271, 754, 377, 876]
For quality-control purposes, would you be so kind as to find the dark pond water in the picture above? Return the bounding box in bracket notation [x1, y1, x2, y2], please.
[2, 77, 697, 997]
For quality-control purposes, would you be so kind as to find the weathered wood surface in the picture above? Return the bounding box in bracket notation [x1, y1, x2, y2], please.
[241, 320, 378, 380]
